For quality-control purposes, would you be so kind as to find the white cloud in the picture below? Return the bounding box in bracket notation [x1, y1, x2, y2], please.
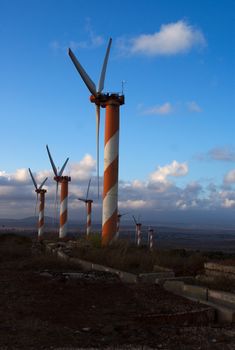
[119, 20, 206, 56]
[132, 180, 145, 189]
[187, 101, 202, 112]
[118, 199, 148, 209]
[222, 198, 235, 208]
[224, 169, 235, 184]
[69, 154, 96, 181]
[1, 156, 235, 223]
[176, 200, 188, 210]
[13, 168, 29, 182]
[143, 102, 173, 115]
[150, 160, 188, 183]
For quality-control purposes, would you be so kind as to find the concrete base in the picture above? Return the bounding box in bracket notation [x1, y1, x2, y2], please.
[163, 280, 235, 323]
[205, 262, 235, 280]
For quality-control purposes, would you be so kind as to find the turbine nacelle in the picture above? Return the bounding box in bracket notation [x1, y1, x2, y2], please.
[54, 175, 71, 182]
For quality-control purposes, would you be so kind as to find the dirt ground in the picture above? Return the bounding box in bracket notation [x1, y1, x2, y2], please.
[0, 235, 235, 349]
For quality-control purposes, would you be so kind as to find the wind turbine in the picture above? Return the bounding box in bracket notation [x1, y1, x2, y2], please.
[148, 226, 154, 250]
[115, 212, 128, 241]
[68, 38, 125, 246]
[132, 215, 142, 246]
[78, 178, 93, 237]
[46, 145, 71, 239]
[28, 168, 48, 240]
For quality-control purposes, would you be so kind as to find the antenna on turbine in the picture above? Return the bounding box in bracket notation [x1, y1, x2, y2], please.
[121, 80, 126, 95]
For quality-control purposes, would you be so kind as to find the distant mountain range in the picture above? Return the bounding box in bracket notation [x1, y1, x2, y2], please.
[0, 216, 235, 232]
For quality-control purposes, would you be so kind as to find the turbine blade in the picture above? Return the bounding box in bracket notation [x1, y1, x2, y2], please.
[97, 38, 112, 93]
[46, 145, 58, 176]
[78, 198, 86, 202]
[96, 105, 100, 198]
[38, 177, 48, 190]
[86, 178, 91, 201]
[28, 168, 38, 190]
[132, 215, 137, 225]
[58, 158, 69, 176]
[68, 48, 97, 96]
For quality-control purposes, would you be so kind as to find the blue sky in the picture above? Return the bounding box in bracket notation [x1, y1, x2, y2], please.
[0, 0, 235, 225]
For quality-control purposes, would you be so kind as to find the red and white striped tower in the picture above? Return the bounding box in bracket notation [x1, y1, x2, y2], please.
[56, 176, 71, 239]
[114, 212, 128, 241]
[91, 94, 124, 245]
[37, 189, 46, 240]
[78, 179, 93, 237]
[46, 145, 70, 239]
[116, 213, 121, 240]
[148, 227, 154, 250]
[86, 199, 93, 236]
[136, 223, 142, 246]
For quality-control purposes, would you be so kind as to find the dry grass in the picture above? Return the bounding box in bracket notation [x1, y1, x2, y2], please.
[71, 237, 213, 275]
[0, 233, 81, 272]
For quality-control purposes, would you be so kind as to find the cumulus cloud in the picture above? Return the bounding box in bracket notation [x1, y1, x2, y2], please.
[222, 198, 235, 208]
[69, 154, 96, 181]
[149, 160, 188, 183]
[118, 20, 206, 56]
[224, 169, 235, 184]
[13, 168, 29, 183]
[118, 199, 149, 209]
[143, 102, 173, 115]
[220, 190, 235, 208]
[1, 157, 235, 224]
[187, 101, 202, 113]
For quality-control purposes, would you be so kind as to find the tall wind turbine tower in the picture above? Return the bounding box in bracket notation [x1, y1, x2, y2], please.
[78, 178, 93, 237]
[28, 168, 48, 240]
[46, 145, 70, 239]
[68, 38, 125, 245]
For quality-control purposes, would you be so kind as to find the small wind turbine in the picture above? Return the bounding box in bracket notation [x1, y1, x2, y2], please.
[46, 145, 71, 239]
[68, 38, 125, 246]
[78, 178, 93, 237]
[148, 226, 154, 250]
[132, 215, 142, 246]
[114, 212, 128, 241]
[28, 168, 48, 240]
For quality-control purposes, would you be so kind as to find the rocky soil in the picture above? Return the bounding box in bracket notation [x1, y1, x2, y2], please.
[0, 234, 235, 349]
